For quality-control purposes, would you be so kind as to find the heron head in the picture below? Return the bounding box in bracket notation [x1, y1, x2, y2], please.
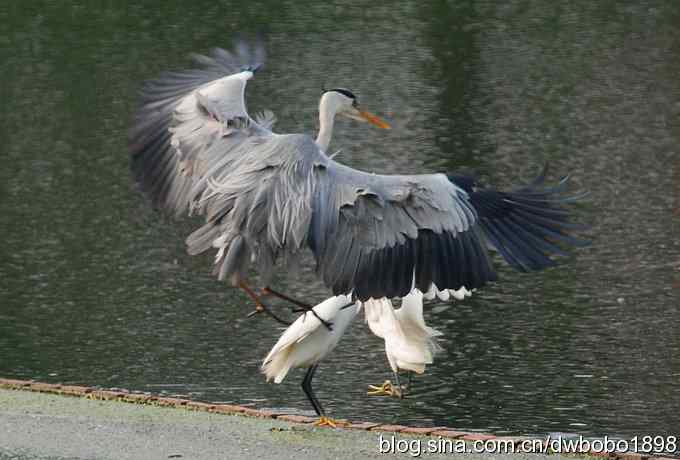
[321, 88, 390, 129]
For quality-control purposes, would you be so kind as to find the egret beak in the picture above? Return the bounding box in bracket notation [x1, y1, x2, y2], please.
[344, 106, 391, 129]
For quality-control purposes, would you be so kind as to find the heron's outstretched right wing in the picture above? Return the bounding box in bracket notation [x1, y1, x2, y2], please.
[129, 40, 273, 217]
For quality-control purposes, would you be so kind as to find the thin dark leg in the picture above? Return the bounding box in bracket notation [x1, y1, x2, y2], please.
[240, 281, 291, 326]
[264, 286, 333, 331]
[393, 371, 404, 399]
[262, 287, 312, 310]
[301, 364, 324, 416]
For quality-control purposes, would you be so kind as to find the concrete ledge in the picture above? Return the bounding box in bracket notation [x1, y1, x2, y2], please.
[0, 377, 675, 460]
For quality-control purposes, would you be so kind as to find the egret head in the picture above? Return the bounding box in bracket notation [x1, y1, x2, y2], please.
[321, 88, 390, 129]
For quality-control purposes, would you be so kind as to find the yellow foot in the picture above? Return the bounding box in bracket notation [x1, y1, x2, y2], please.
[367, 380, 403, 398]
[314, 416, 346, 428]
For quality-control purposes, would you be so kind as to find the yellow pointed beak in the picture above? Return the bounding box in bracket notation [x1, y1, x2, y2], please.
[359, 110, 391, 129]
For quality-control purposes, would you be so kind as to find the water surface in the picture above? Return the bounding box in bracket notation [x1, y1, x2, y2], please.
[1, 0, 679, 438]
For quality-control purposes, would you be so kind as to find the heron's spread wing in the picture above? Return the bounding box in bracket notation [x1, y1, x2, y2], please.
[129, 41, 272, 216]
[310, 157, 497, 300]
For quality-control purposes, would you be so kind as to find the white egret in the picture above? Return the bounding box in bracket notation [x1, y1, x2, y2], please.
[365, 290, 443, 398]
[262, 295, 358, 427]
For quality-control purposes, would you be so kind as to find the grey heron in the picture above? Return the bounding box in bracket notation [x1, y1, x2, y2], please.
[130, 39, 589, 423]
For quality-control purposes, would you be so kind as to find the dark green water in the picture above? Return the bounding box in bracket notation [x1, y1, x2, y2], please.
[1, 1, 679, 438]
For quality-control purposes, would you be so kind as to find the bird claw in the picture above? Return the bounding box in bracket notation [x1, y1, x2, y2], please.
[367, 380, 403, 398]
[295, 309, 333, 331]
[319, 317, 334, 332]
[313, 416, 347, 428]
[246, 303, 291, 325]
[246, 303, 265, 318]
[309, 310, 333, 331]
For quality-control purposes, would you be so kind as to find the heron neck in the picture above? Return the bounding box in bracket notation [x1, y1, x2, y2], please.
[315, 99, 337, 152]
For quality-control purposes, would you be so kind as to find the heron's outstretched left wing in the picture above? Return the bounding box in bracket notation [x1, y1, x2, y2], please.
[129, 40, 272, 216]
[448, 170, 590, 272]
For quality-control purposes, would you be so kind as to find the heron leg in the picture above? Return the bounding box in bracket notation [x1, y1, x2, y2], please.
[263, 286, 333, 332]
[240, 281, 291, 326]
[262, 287, 312, 310]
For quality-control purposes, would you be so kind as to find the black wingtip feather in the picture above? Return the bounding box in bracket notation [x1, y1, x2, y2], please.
[463, 171, 589, 273]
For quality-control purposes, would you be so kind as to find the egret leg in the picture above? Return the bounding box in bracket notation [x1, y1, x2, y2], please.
[393, 371, 404, 399]
[240, 281, 291, 326]
[301, 364, 323, 416]
[301, 365, 344, 428]
[263, 286, 334, 331]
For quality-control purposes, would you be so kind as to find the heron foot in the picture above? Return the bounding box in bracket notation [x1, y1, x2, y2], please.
[245, 301, 291, 326]
[367, 380, 404, 399]
[263, 287, 333, 332]
[240, 281, 291, 326]
[313, 416, 347, 428]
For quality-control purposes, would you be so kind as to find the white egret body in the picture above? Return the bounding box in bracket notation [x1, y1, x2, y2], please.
[262, 295, 358, 425]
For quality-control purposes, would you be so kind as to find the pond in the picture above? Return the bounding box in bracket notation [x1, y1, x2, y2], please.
[1, 0, 678, 438]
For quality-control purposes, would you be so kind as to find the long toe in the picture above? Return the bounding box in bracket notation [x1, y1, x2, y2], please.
[367, 380, 393, 396]
[314, 416, 347, 428]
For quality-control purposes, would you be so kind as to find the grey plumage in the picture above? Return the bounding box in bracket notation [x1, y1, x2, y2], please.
[130, 40, 588, 302]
